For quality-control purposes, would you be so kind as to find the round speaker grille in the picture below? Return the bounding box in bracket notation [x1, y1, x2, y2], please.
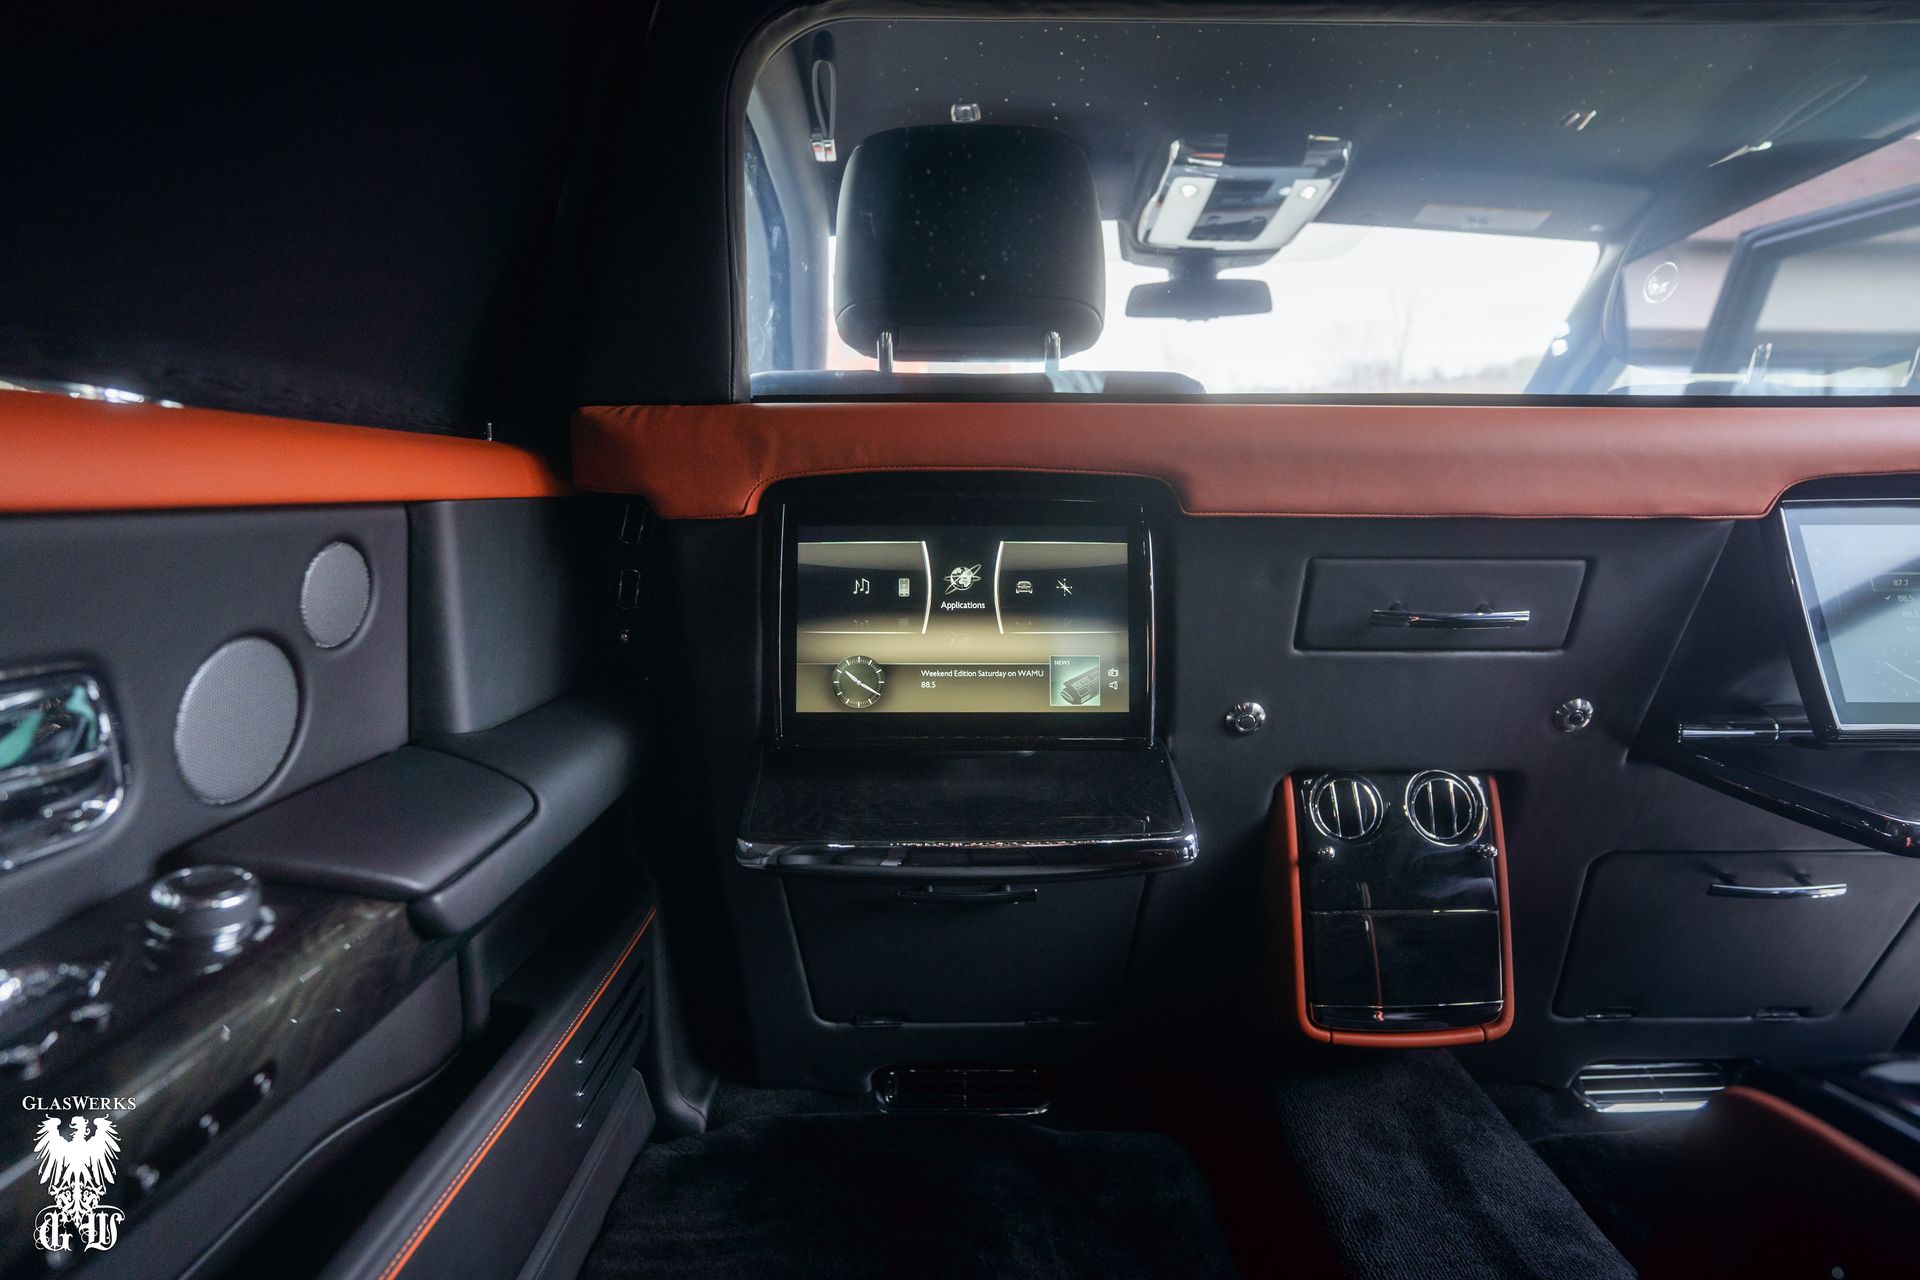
[175, 637, 299, 805]
[300, 541, 371, 649]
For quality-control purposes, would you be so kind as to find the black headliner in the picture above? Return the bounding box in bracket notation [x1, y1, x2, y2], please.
[6, 2, 1920, 427]
[812, 18, 1920, 238]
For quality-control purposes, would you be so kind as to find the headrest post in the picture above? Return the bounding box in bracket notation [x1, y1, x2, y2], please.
[876, 331, 896, 373]
[1043, 331, 1062, 374]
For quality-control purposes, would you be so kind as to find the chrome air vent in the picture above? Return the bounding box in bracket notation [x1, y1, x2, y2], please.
[874, 1067, 1051, 1116]
[1405, 771, 1486, 846]
[1573, 1061, 1733, 1113]
[1307, 775, 1385, 842]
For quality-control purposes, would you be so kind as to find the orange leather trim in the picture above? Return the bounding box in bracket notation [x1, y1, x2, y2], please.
[1710, 1086, 1920, 1205]
[0, 389, 562, 513]
[379, 908, 656, 1280]
[1644, 1083, 1920, 1273]
[574, 401, 1920, 521]
[1278, 774, 1515, 1048]
[1274, 775, 1320, 1043]
[1278, 778, 1326, 1045]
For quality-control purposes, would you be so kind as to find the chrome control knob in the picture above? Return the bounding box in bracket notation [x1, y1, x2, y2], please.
[147, 865, 263, 956]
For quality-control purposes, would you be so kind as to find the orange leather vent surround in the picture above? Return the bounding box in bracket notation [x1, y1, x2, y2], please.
[1274, 775, 1516, 1048]
[573, 401, 1920, 521]
[1, 389, 561, 513]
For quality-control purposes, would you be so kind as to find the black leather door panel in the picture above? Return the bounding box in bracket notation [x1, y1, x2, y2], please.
[0, 506, 408, 948]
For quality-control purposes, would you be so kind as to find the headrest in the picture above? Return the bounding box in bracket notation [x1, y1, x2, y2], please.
[834, 125, 1105, 360]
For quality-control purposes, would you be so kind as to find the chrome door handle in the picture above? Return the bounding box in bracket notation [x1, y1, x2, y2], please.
[895, 885, 1039, 905]
[1708, 882, 1848, 900]
[1370, 608, 1532, 629]
[0, 671, 126, 872]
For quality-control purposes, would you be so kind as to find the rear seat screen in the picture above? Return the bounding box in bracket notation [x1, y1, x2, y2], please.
[791, 525, 1133, 716]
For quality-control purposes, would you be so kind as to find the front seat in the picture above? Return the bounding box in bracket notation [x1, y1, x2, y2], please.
[750, 123, 1202, 397]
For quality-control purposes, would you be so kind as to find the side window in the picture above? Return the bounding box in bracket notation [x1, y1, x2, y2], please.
[1615, 137, 1920, 393]
[743, 125, 790, 373]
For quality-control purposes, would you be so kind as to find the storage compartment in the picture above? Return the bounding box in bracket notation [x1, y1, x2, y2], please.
[1296, 557, 1585, 651]
[783, 875, 1145, 1024]
[1307, 911, 1503, 1010]
[1555, 851, 1920, 1019]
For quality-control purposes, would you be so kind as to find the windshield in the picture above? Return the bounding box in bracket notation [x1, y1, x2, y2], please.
[745, 19, 1920, 399]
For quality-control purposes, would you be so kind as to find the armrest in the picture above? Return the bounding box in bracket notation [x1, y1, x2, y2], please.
[186, 693, 642, 936]
[413, 693, 642, 934]
[187, 747, 534, 899]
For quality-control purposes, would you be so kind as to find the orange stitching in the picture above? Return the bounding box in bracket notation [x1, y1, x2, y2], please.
[378, 909, 657, 1280]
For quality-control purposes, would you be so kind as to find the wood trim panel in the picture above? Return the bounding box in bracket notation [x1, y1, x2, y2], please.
[1, 389, 563, 514]
[1276, 773, 1515, 1048]
[573, 401, 1920, 521]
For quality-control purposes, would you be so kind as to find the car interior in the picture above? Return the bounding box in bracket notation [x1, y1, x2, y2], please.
[7, 3, 1920, 1278]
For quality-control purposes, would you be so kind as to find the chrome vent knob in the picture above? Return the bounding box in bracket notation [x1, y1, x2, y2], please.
[1405, 771, 1487, 846]
[1307, 775, 1385, 842]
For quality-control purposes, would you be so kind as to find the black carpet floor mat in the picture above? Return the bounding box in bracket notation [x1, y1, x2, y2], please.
[1484, 1080, 1699, 1262]
[579, 1112, 1239, 1280]
[1269, 1051, 1636, 1280]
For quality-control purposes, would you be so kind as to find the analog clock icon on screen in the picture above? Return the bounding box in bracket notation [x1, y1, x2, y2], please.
[831, 656, 887, 709]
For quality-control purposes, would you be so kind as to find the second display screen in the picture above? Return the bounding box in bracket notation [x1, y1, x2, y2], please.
[792, 525, 1133, 715]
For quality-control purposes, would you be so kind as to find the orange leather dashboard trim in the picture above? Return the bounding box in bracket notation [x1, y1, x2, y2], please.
[1278, 774, 1514, 1048]
[0, 389, 562, 513]
[575, 401, 1920, 521]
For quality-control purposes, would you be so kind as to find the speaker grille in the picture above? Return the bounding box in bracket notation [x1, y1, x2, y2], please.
[175, 637, 299, 805]
[300, 541, 371, 649]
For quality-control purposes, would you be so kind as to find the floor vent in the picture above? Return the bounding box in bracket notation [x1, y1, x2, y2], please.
[874, 1066, 1052, 1116]
[1573, 1060, 1733, 1113]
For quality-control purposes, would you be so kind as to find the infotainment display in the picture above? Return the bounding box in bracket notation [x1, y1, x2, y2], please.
[778, 501, 1151, 740]
[1781, 501, 1920, 738]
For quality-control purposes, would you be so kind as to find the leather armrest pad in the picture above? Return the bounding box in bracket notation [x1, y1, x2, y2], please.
[186, 693, 640, 938]
[410, 692, 642, 935]
[188, 747, 534, 899]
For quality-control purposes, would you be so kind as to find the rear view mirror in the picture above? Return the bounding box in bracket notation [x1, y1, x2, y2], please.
[1125, 276, 1272, 319]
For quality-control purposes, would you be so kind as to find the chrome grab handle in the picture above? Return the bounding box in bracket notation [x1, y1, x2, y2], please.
[1708, 882, 1848, 900]
[0, 671, 126, 872]
[1370, 608, 1532, 630]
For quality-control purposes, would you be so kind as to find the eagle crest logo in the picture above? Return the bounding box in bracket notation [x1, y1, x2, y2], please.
[32, 1115, 125, 1253]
